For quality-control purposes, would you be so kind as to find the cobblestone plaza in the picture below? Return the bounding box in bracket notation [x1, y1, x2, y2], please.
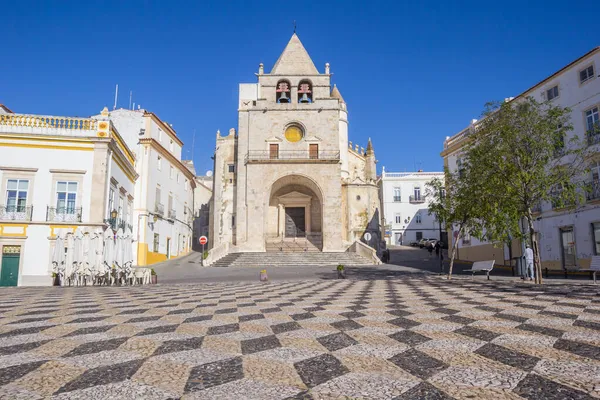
[0, 277, 599, 399]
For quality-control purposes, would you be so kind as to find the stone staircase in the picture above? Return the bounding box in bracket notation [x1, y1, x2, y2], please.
[265, 236, 323, 252]
[210, 252, 373, 268]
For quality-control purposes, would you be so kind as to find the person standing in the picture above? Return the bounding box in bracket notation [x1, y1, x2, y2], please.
[525, 245, 535, 281]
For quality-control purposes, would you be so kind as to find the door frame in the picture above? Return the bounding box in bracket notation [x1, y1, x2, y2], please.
[0, 240, 25, 286]
[559, 226, 577, 269]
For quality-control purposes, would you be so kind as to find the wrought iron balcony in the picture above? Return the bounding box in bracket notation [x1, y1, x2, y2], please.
[409, 195, 425, 204]
[0, 205, 33, 221]
[155, 203, 164, 216]
[245, 150, 340, 163]
[586, 180, 600, 202]
[104, 217, 133, 232]
[168, 209, 176, 220]
[46, 206, 82, 222]
[587, 131, 600, 146]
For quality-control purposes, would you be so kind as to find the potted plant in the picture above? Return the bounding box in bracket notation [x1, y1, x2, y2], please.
[337, 264, 346, 279]
[151, 268, 157, 284]
[52, 272, 59, 286]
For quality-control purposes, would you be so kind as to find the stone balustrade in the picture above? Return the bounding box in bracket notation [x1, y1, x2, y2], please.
[0, 114, 98, 136]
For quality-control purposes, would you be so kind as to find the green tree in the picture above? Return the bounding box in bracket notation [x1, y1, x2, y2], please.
[426, 168, 484, 280]
[465, 96, 589, 284]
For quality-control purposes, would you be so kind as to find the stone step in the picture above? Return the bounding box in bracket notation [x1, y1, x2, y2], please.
[211, 252, 372, 267]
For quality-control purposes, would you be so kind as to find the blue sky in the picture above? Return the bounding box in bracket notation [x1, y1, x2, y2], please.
[2, 1, 597, 175]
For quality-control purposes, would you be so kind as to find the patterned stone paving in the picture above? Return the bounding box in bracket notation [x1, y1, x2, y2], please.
[0, 277, 599, 399]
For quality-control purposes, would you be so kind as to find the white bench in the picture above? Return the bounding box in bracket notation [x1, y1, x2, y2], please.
[579, 255, 600, 284]
[463, 260, 495, 280]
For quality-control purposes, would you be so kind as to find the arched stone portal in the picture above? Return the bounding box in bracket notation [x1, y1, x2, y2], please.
[266, 174, 324, 250]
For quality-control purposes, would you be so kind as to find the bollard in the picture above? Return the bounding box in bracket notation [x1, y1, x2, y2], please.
[260, 269, 268, 282]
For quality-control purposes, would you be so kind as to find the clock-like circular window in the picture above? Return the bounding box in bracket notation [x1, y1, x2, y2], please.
[284, 124, 304, 143]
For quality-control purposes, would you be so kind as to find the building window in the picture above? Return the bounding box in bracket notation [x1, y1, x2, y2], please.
[158, 129, 162, 142]
[232, 215, 236, 227]
[580, 65, 595, 84]
[413, 186, 421, 201]
[153, 233, 159, 252]
[592, 161, 600, 181]
[276, 80, 291, 103]
[546, 85, 559, 100]
[415, 213, 422, 224]
[185, 179, 189, 190]
[108, 187, 115, 216]
[395, 214, 402, 224]
[298, 80, 313, 103]
[6, 179, 28, 212]
[586, 107, 599, 133]
[155, 186, 161, 205]
[177, 172, 180, 183]
[170, 140, 174, 152]
[168, 194, 173, 213]
[118, 196, 124, 219]
[393, 187, 401, 202]
[127, 199, 133, 224]
[228, 164, 235, 173]
[416, 232, 423, 241]
[170, 165, 174, 179]
[593, 222, 600, 255]
[56, 181, 77, 213]
[157, 156, 162, 170]
[284, 124, 304, 143]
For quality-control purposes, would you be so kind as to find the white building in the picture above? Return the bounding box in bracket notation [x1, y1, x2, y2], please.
[380, 169, 444, 246]
[0, 106, 137, 286]
[193, 173, 213, 251]
[443, 46, 600, 270]
[106, 109, 196, 266]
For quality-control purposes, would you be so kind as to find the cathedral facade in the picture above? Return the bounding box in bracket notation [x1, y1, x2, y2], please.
[209, 34, 381, 255]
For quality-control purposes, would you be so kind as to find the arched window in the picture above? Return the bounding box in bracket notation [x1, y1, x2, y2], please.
[276, 80, 291, 103]
[298, 80, 313, 103]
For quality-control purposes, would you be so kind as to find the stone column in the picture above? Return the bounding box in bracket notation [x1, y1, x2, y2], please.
[278, 204, 285, 237]
[305, 203, 311, 234]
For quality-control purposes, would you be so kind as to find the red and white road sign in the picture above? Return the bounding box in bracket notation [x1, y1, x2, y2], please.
[199, 236, 208, 246]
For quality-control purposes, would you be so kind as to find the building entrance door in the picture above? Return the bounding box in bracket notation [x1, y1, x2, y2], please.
[1, 246, 20, 287]
[560, 227, 576, 268]
[285, 207, 305, 237]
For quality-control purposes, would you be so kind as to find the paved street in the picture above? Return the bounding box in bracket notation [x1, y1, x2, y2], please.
[0, 276, 599, 399]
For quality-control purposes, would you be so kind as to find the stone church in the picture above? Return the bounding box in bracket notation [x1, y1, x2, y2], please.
[209, 33, 381, 256]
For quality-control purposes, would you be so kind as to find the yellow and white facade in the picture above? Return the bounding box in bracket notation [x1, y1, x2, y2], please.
[0, 107, 137, 286]
[107, 109, 195, 266]
[442, 47, 600, 270]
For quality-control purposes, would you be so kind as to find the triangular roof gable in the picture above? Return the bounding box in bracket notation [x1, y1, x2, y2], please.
[271, 34, 319, 75]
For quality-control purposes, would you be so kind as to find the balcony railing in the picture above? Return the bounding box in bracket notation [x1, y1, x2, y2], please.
[168, 209, 176, 220]
[586, 180, 600, 201]
[155, 203, 164, 216]
[46, 207, 82, 222]
[409, 195, 425, 204]
[246, 150, 340, 163]
[104, 218, 133, 232]
[393, 196, 401, 202]
[0, 205, 33, 221]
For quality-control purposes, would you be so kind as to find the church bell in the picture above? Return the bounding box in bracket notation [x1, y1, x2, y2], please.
[278, 92, 290, 103]
[299, 93, 311, 103]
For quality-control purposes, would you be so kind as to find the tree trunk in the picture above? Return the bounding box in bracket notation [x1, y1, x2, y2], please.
[448, 226, 462, 280]
[526, 215, 543, 285]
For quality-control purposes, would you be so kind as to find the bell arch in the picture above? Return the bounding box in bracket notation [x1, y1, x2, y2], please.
[276, 80, 291, 103]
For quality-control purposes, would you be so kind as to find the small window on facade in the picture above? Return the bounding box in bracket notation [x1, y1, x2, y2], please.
[395, 214, 402, 224]
[170, 140, 174, 152]
[276, 80, 291, 103]
[6, 179, 29, 213]
[269, 144, 279, 159]
[228, 164, 235, 173]
[416, 232, 423, 241]
[170, 165, 174, 179]
[356, 195, 361, 201]
[393, 187, 401, 202]
[232, 215, 236, 227]
[415, 213, 422, 224]
[177, 173, 180, 183]
[546, 85, 559, 100]
[298, 80, 313, 103]
[462, 231, 471, 245]
[414, 186, 421, 200]
[56, 181, 78, 214]
[586, 107, 599, 133]
[580, 65, 595, 84]
[309, 144, 318, 159]
[158, 129, 162, 142]
[154, 233, 160, 252]
[185, 179, 189, 190]
[157, 156, 162, 170]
